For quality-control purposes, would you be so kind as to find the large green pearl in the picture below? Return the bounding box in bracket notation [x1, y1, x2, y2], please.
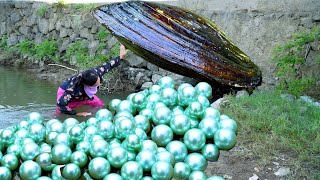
[98, 121, 115, 140]
[195, 82, 212, 99]
[116, 100, 136, 114]
[170, 114, 190, 135]
[121, 161, 143, 180]
[86, 117, 99, 127]
[146, 93, 161, 109]
[151, 125, 173, 147]
[83, 125, 99, 141]
[188, 171, 208, 180]
[40, 143, 51, 153]
[165, 141, 188, 162]
[134, 115, 150, 132]
[7, 144, 21, 157]
[127, 149, 136, 161]
[126, 134, 141, 152]
[36, 153, 53, 170]
[0, 129, 15, 147]
[53, 133, 73, 147]
[172, 106, 184, 116]
[29, 123, 46, 142]
[51, 144, 72, 165]
[15, 129, 29, 144]
[139, 108, 154, 122]
[19, 160, 41, 180]
[177, 83, 192, 94]
[26, 112, 43, 124]
[183, 128, 206, 151]
[76, 141, 91, 155]
[160, 88, 178, 107]
[140, 140, 158, 154]
[88, 157, 110, 179]
[199, 117, 220, 139]
[157, 151, 175, 166]
[158, 76, 175, 89]
[141, 176, 154, 180]
[152, 106, 173, 125]
[201, 144, 220, 162]
[104, 173, 123, 180]
[18, 120, 29, 129]
[70, 151, 88, 168]
[0, 166, 11, 180]
[197, 95, 210, 108]
[47, 121, 64, 134]
[62, 163, 81, 180]
[45, 119, 60, 129]
[46, 131, 58, 145]
[108, 99, 122, 112]
[21, 142, 40, 161]
[136, 150, 157, 171]
[203, 107, 220, 121]
[116, 118, 136, 139]
[37, 176, 53, 180]
[188, 102, 204, 119]
[126, 93, 136, 102]
[51, 165, 65, 180]
[178, 86, 198, 107]
[149, 84, 162, 94]
[107, 146, 128, 168]
[90, 139, 109, 158]
[96, 109, 113, 121]
[214, 129, 237, 150]
[219, 117, 238, 134]
[63, 118, 79, 128]
[132, 93, 147, 111]
[1, 154, 19, 170]
[184, 153, 208, 171]
[151, 161, 174, 180]
[135, 128, 148, 141]
[207, 176, 225, 180]
[69, 126, 84, 143]
[173, 162, 191, 180]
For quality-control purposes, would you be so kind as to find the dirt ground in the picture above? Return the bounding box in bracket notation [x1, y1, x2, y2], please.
[0, 51, 300, 180]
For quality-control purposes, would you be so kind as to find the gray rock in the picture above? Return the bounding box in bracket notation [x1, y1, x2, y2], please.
[210, 97, 226, 110]
[300, 96, 314, 104]
[125, 52, 147, 68]
[274, 167, 291, 176]
[37, 18, 49, 34]
[59, 28, 72, 38]
[79, 28, 93, 40]
[106, 36, 118, 49]
[34, 34, 44, 44]
[0, 22, 6, 35]
[7, 34, 18, 46]
[147, 62, 159, 71]
[48, 14, 58, 32]
[88, 40, 100, 56]
[236, 90, 249, 98]
[81, 14, 95, 28]
[10, 12, 22, 24]
[70, 33, 80, 42]
[141, 82, 153, 90]
[18, 26, 31, 36]
[26, 14, 37, 27]
[152, 74, 162, 84]
[59, 39, 70, 53]
[280, 93, 295, 101]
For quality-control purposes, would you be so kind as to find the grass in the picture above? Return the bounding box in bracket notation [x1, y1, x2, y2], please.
[220, 91, 320, 178]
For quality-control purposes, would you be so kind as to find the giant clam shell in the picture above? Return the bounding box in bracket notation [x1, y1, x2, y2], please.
[94, 1, 262, 88]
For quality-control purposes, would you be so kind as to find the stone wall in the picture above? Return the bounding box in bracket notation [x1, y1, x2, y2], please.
[0, 0, 319, 90]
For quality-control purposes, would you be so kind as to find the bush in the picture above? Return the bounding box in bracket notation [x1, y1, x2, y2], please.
[34, 39, 58, 61]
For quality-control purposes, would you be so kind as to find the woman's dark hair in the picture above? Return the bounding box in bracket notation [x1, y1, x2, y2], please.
[81, 70, 99, 86]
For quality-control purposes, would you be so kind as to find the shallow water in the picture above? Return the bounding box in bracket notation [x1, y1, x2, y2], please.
[0, 66, 130, 129]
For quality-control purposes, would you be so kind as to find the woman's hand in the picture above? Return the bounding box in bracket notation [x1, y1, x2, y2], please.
[76, 112, 92, 116]
[119, 44, 127, 60]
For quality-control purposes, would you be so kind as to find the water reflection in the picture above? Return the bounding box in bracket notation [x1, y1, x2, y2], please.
[0, 66, 130, 129]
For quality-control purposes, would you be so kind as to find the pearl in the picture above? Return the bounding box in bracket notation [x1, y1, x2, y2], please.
[1, 154, 19, 170]
[26, 112, 44, 124]
[149, 84, 162, 94]
[86, 117, 99, 127]
[184, 153, 208, 171]
[90, 139, 109, 158]
[6, 144, 21, 158]
[116, 100, 136, 114]
[151, 161, 173, 180]
[135, 128, 148, 141]
[214, 129, 237, 150]
[19, 160, 41, 180]
[140, 140, 158, 154]
[195, 82, 212, 99]
[69, 125, 84, 143]
[201, 144, 220, 162]
[104, 173, 123, 180]
[197, 95, 210, 108]
[219, 117, 238, 134]
[63, 117, 79, 128]
[46, 131, 58, 145]
[170, 114, 191, 135]
[51, 144, 72, 165]
[88, 157, 110, 179]
[183, 128, 206, 151]
[96, 109, 113, 121]
[62, 163, 81, 180]
[0, 129, 15, 147]
[121, 161, 143, 180]
[98, 121, 115, 140]
[134, 115, 150, 132]
[18, 120, 29, 129]
[165, 141, 188, 162]
[146, 93, 161, 109]
[0, 166, 12, 180]
[151, 125, 173, 147]
[76, 141, 91, 155]
[158, 76, 175, 89]
[107, 146, 128, 168]
[108, 99, 122, 112]
[202, 107, 220, 120]
[132, 93, 147, 111]
[160, 88, 178, 107]
[36, 153, 53, 169]
[173, 162, 191, 180]
[157, 151, 175, 166]
[126, 134, 141, 152]
[207, 176, 225, 180]
[20, 142, 40, 161]
[198, 117, 220, 139]
[139, 108, 154, 122]
[189, 171, 208, 180]
[53, 132, 73, 147]
[152, 106, 173, 125]
[47, 121, 64, 133]
[136, 150, 157, 171]
[70, 151, 88, 168]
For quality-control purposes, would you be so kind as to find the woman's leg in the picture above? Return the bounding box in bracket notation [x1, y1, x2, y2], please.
[85, 95, 105, 107]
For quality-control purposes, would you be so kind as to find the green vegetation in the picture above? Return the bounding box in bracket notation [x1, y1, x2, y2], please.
[273, 26, 320, 98]
[221, 91, 320, 178]
[36, 4, 47, 17]
[97, 29, 110, 40]
[74, 3, 97, 13]
[34, 39, 58, 61]
[54, 0, 68, 8]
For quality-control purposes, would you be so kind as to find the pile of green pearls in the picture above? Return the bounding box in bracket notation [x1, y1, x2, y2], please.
[0, 76, 238, 180]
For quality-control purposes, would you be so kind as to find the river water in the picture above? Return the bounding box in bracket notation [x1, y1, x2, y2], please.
[0, 66, 130, 129]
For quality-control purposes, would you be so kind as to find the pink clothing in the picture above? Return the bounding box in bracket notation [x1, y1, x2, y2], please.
[56, 87, 104, 114]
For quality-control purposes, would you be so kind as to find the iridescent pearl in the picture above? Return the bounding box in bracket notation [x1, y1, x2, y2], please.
[156, 151, 175, 166]
[199, 117, 220, 139]
[63, 117, 79, 128]
[51, 144, 72, 165]
[0, 166, 12, 180]
[1, 154, 19, 170]
[98, 121, 115, 140]
[135, 128, 148, 141]
[20, 142, 40, 161]
[116, 100, 136, 114]
[151, 125, 173, 147]
[201, 144, 220, 162]
[170, 114, 190, 135]
[47, 121, 64, 133]
[132, 93, 147, 111]
[108, 99, 122, 112]
[146, 93, 161, 109]
[121, 161, 143, 180]
[70, 151, 88, 168]
[183, 128, 206, 151]
[126, 134, 141, 152]
[184, 153, 208, 171]
[76, 141, 91, 155]
[6, 144, 21, 158]
[202, 107, 220, 120]
[53, 133, 73, 147]
[195, 82, 212, 99]
[189, 171, 208, 180]
[18, 120, 29, 129]
[0, 129, 15, 147]
[140, 140, 158, 154]
[134, 115, 150, 132]
[152, 106, 173, 125]
[86, 117, 99, 127]
[158, 76, 175, 89]
[197, 95, 210, 108]
[29, 123, 46, 142]
[160, 88, 178, 107]
[151, 161, 173, 180]
[165, 141, 188, 162]
[173, 162, 191, 180]
[214, 129, 237, 150]
[62, 163, 81, 180]
[219, 117, 238, 134]
[36, 153, 53, 170]
[45, 131, 58, 145]
[96, 109, 113, 121]
[88, 157, 110, 179]
[104, 173, 123, 180]
[139, 108, 154, 122]
[19, 160, 41, 180]
[26, 112, 43, 124]
[69, 125, 84, 143]
[107, 146, 128, 168]
[90, 139, 109, 158]
[207, 176, 225, 180]
[136, 150, 157, 171]
[149, 84, 162, 94]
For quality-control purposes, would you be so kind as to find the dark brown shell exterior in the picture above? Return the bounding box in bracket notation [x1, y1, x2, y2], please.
[93, 1, 262, 88]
